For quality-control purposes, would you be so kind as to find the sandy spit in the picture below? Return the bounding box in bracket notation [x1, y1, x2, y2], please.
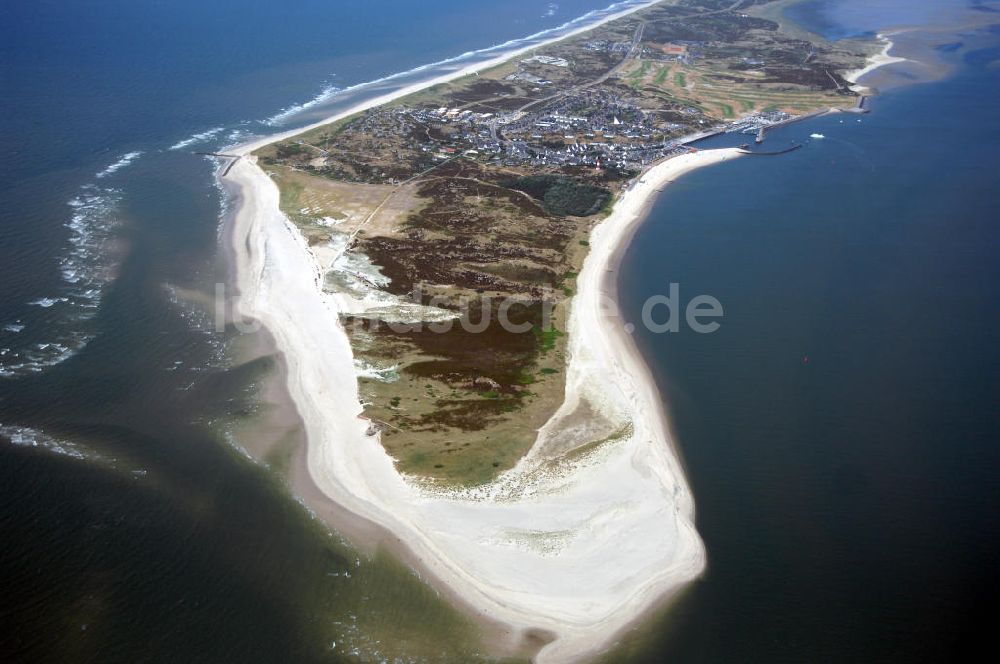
[843, 33, 908, 92]
[224, 147, 740, 662]
[219, 1, 747, 659]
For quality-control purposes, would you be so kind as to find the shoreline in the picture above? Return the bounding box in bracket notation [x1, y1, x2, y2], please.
[228, 0, 664, 156]
[215, 214, 552, 657]
[843, 33, 908, 92]
[223, 142, 741, 661]
[219, 2, 742, 660]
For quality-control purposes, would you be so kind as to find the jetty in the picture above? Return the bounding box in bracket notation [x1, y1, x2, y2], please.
[679, 128, 725, 145]
[737, 143, 803, 156]
[195, 152, 242, 177]
[843, 95, 870, 114]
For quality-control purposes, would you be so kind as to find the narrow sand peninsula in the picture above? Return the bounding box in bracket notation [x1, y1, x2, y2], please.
[844, 33, 907, 91]
[225, 146, 740, 662]
[221, 3, 746, 659]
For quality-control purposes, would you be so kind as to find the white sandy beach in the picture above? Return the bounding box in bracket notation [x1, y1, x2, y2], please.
[844, 33, 907, 92]
[221, 2, 748, 659]
[226, 145, 739, 662]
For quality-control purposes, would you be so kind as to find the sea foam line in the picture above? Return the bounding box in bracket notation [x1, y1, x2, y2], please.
[0, 424, 133, 472]
[1, 424, 89, 461]
[96, 151, 143, 178]
[169, 127, 226, 151]
[0, 185, 123, 377]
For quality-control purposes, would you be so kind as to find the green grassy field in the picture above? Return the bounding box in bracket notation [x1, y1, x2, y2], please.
[620, 57, 852, 121]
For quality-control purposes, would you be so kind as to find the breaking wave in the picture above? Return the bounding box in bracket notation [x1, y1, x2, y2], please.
[265, 84, 343, 127]
[168, 127, 226, 151]
[262, 0, 657, 127]
[0, 185, 123, 377]
[96, 151, 143, 178]
[4, 0, 659, 379]
[0, 424, 135, 472]
[1, 424, 91, 461]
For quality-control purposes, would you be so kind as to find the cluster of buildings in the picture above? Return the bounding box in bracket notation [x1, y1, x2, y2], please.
[398, 92, 696, 170]
[640, 41, 703, 65]
[322, 84, 716, 175]
[298, 95, 806, 181]
[409, 106, 496, 125]
[502, 54, 572, 87]
[583, 40, 633, 54]
[725, 110, 792, 134]
[521, 54, 569, 68]
[504, 71, 553, 86]
[498, 138, 690, 170]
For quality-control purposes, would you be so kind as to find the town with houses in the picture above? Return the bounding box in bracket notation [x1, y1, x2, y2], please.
[286, 86, 796, 180]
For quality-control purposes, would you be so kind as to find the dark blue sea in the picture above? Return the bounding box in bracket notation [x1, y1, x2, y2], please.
[614, 1, 1000, 661]
[2, 0, 998, 661]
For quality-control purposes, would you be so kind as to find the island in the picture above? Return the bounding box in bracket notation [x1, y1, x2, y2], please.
[221, 1, 876, 661]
